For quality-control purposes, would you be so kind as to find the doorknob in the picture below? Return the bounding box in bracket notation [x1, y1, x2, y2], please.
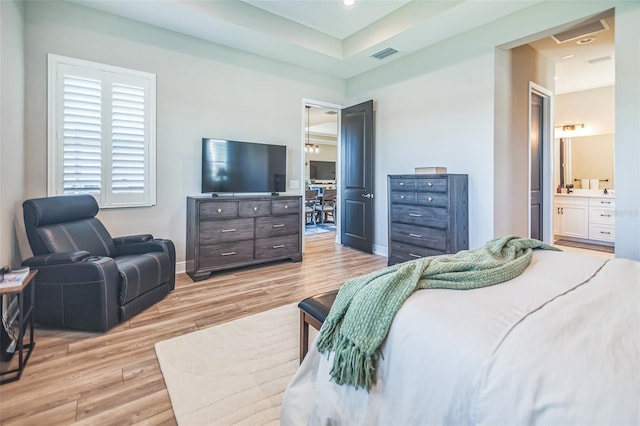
[362, 193, 374, 199]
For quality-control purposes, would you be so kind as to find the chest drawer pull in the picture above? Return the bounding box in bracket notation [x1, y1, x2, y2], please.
[272, 224, 285, 228]
[427, 197, 433, 202]
[284, 205, 288, 209]
[409, 233, 422, 238]
[408, 213, 422, 217]
[600, 201, 612, 204]
[221, 251, 236, 256]
[400, 195, 405, 199]
[221, 228, 237, 233]
[217, 208, 223, 213]
[600, 214, 612, 217]
[600, 231, 611, 235]
[427, 182, 433, 187]
[272, 244, 285, 249]
[409, 253, 421, 258]
[253, 206, 259, 211]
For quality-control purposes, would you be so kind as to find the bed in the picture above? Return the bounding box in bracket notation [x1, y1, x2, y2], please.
[281, 249, 640, 425]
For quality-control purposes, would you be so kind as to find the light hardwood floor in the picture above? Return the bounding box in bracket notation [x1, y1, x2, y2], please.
[0, 232, 387, 425]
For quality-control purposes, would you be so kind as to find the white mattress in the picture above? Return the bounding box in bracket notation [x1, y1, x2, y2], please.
[281, 250, 640, 425]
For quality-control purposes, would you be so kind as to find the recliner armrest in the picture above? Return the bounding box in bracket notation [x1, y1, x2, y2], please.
[113, 234, 153, 245]
[22, 250, 91, 267]
[115, 239, 167, 256]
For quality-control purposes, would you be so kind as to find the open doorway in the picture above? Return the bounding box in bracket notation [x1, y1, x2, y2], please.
[302, 101, 340, 237]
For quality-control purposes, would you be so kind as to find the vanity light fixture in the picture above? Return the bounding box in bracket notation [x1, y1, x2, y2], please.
[556, 123, 585, 131]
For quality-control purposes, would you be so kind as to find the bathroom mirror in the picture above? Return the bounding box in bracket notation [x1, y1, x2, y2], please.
[556, 133, 614, 190]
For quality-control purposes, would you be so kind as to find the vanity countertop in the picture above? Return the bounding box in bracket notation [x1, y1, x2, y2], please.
[555, 189, 615, 199]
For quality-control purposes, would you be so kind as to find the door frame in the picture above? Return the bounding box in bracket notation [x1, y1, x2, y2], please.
[528, 82, 554, 244]
[300, 98, 343, 250]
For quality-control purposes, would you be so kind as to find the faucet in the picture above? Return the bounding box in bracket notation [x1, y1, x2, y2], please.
[566, 184, 574, 194]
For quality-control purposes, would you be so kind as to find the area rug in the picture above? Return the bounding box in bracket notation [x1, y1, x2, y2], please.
[305, 223, 336, 235]
[555, 239, 614, 253]
[155, 303, 302, 425]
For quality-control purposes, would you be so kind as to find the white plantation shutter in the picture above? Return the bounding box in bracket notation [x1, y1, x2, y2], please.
[48, 55, 156, 208]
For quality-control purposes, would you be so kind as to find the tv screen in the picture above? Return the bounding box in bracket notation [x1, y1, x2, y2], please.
[309, 161, 336, 181]
[202, 138, 286, 194]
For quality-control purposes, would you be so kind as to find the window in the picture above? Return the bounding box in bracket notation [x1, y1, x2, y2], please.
[48, 54, 156, 208]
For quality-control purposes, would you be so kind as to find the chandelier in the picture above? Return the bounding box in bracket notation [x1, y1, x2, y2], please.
[305, 105, 320, 153]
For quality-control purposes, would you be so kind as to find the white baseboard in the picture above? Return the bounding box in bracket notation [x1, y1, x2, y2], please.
[373, 244, 388, 258]
[176, 261, 186, 274]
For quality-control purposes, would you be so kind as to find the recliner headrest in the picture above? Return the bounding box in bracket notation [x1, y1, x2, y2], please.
[23, 194, 99, 227]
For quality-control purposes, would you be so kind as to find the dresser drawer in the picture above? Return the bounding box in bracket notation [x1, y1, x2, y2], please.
[255, 234, 299, 259]
[255, 215, 300, 238]
[272, 199, 299, 215]
[199, 218, 254, 244]
[589, 197, 615, 208]
[199, 240, 254, 268]
[391, 205, 446, 228]
[389, 178, 417, 191]
[416, 178, 448, 192]
[390, 223, 446, 251]
[390, 191, 416, 204]
[390, 241, 443, 263]
[200, 201, 238, 219]
[239, 200, 271, 217]
[416, 192, 448, 207]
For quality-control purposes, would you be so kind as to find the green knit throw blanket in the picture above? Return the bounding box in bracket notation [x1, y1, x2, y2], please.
[315, 235, 559, 391]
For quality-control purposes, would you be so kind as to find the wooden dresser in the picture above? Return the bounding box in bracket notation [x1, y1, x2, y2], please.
[186, 195, 302, 281]
[387, 174, 468, 266]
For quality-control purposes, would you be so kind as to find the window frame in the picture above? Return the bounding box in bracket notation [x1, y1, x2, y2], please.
[47, 54, 157, 208]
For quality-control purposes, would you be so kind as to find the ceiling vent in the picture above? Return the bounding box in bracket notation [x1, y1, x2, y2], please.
[371, 47, 398, 60]
[551, 19, 609, 44]
[587, 55, 613, 65]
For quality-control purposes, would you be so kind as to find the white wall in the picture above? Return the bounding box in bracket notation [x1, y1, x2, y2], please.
[22, 1, 345, 263]
[0, 0, 25, 268]
[555, 86, 615, 136]
[348, 0, 640, 259]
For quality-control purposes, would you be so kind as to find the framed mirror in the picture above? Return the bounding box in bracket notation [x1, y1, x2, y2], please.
[556, 133, 614, 190]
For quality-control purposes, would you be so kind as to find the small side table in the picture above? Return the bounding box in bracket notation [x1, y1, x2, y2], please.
[0, 270, 37, 384]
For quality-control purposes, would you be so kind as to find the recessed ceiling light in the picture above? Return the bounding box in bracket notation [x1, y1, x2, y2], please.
[343, 0, 354, 5]
[576, 37, 596, 45]
[561, 54, 574, 60]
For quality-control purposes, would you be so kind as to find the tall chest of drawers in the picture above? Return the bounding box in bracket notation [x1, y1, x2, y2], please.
[186, 195, 302, 281]
[388, 174, 468, 266]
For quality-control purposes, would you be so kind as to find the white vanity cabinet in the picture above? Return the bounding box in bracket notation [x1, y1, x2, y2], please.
[588, 197, 615, 242]
[554, 196, 589, 239]
[554, 194, 615, 244]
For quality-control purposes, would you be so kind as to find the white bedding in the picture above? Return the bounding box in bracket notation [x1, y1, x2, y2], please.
[281, 250, 640, 425]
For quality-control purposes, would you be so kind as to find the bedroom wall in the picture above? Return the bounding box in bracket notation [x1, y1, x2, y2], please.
[347, 0, 640, 259]
[22, 1, 345, 264]
[0, 0, 26, 268]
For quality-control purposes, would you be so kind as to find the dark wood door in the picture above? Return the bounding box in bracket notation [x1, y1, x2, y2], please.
[530, 93, 543, 240]
[340, 100, 374, 253]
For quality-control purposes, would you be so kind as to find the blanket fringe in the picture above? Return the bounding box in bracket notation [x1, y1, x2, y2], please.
[327, 335, 376, 391]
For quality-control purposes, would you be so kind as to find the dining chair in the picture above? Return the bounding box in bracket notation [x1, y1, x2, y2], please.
[314, 188, 336, 224]
[305, 189, 319, 225]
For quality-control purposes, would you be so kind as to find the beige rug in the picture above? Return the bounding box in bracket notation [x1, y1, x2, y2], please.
[155, 303, 305, 425]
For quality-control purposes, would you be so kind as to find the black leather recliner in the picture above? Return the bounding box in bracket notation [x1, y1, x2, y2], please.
[21, 194, 176, 331]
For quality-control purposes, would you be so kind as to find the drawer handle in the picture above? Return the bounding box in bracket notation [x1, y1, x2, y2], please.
[284, 205, 288, 209]
[600, 231, 611, 235]
[427, 197, 433, 202]
[427, 182, 433, 187]
[600, 201, 612, 204]
[221, 228, 236, 233]
[253, 206, 258, 211]
[400, 182, 405, 186]
[217, 208, 222, 213]
[600, 214, 611, 217]
[409, 253, 421, 258]
[221, 251, 236, 256]
[409, 233, 422, 238]
[272, 244, 285, 249]
[400, 195, 405, 199]
[408, 213, 422, 217]
[272, 224, 285, 228]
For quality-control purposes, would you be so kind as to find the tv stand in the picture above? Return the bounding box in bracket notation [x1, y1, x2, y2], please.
[186, 195, 302, 281]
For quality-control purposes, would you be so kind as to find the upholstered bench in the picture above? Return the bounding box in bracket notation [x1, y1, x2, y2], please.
[298, 289, 338, 362]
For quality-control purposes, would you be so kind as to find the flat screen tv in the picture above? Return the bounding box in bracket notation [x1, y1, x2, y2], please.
[202, 138, 286, 194]
[309, 160, 336, 181]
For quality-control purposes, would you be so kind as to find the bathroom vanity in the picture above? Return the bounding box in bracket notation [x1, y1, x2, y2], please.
[554, 190, 615, 245]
